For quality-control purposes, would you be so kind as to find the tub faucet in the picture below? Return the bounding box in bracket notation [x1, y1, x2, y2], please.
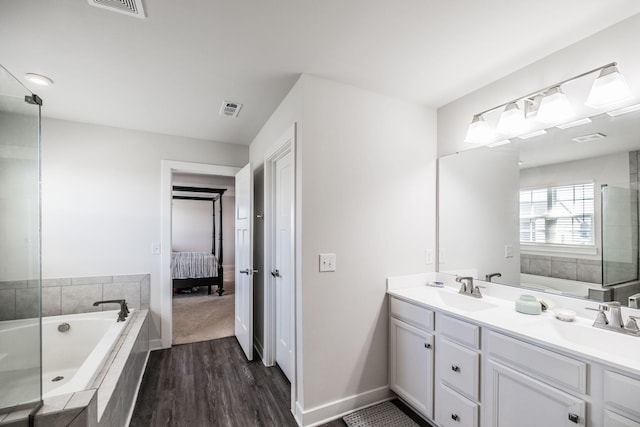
[93, 299, 129, 322]
[456, 276, 483, 298]
[485, 272, 502, 282]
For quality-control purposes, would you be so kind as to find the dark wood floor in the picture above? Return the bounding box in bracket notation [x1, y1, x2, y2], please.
[130, 337, 431, 427]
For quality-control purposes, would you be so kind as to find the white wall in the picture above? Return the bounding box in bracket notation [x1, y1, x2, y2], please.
[41, 118, 248, 342]
[300, 75, 437, 412]
[249, 75, 437, 423]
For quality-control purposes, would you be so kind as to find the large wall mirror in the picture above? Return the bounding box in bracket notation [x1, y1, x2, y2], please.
[438, 54, 640, 307]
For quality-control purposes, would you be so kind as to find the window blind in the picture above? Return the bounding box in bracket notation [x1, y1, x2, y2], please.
[520, 183, 594, 246]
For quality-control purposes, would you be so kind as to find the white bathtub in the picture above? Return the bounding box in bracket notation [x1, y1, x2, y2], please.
[41, 310, 131, 399]
[520, 273, 602, 297]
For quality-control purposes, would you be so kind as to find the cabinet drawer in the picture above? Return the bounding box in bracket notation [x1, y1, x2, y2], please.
[438, 313, 480, 349]
[436, 383, 478, 427]
[390, 297, 434, 331]
[604, 410, 640, 427]
[604, 371, 640, 419]
[486, 330, 587, 394]
[438, 337, 479, 400]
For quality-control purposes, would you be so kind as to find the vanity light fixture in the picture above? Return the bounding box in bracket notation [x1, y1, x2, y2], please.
[586, 64, 632, 108]
[556, 117, 592, 129]
[536, 86, 573, 124]
[606, 103, 640, 117]
[464, 114, 493, 144]
[463, 62, 633, 145]
[497, 102, 527, 135]
[24, 73, 53, 86]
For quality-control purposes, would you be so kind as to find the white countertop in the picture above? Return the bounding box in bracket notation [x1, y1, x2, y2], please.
[387, 272, 640, 375]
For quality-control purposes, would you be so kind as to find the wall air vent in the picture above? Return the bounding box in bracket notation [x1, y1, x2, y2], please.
[572, 133, 607, 143]
[88, 0, 146, 19]
[219, 100, 243, 118]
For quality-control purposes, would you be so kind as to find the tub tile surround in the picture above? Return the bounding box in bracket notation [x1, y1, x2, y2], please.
[521, 254, 602, 283]
[0, 274, 150, 321]
[34, 310, 149, 427]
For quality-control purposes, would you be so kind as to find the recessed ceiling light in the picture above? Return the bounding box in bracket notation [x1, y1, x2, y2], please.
[556, 118, 592, 129]
[517, 130, 547, 140]
[24, 73, 54, 86]
[606, 103, 640, 117]
[487, 139, 511, 148]
[572, 133, 606, 143]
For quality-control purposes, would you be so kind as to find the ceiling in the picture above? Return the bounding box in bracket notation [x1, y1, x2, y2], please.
[2, 1, 640, 145]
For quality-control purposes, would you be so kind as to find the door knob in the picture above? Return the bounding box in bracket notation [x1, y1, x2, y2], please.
[271, 269, 281, 278]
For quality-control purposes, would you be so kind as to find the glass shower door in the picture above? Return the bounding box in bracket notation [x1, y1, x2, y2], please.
[601, 185, 639, 286]
[0, 65, 42, 425]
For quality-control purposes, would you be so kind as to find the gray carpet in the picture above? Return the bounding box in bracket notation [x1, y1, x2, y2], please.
[172, 281, 235, 345]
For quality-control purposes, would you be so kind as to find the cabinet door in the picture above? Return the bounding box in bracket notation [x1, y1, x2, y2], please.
[390, 317, 434, 419]
[485, 360, 585, 427]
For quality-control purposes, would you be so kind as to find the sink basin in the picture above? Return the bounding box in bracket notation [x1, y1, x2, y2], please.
[522, 317, 640, 353]
[429, 288, 500, 312]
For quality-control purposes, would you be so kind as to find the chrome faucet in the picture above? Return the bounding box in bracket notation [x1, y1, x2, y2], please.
[93, 299, 130, 322]
[485, 272, 502, 282]
[456, 276, 483, 298]
[586, 301, 640, 337]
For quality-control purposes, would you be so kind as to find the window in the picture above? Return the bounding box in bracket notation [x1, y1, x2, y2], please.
[520, 183, 594, 246]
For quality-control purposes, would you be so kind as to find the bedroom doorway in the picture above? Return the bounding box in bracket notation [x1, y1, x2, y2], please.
[170, 173, 237, 345]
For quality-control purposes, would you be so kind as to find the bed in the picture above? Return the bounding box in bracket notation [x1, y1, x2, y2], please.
[171, 186, 226, 296]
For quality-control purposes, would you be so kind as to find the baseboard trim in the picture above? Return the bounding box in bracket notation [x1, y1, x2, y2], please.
[149, 338, 164, 351]
[298, 386, 393, 426]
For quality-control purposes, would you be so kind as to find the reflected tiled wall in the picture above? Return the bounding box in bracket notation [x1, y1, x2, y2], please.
[521, 254, 601, 283]
[0, 274, 150, 321]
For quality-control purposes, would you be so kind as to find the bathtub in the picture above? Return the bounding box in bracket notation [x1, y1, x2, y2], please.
[520, 273, 602, 297]
[41, 310, 131, 399]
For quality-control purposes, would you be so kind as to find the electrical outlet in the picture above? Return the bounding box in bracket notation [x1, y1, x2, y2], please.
[426, 250, 434, 265]
[504, 244, 514, 258]
[319, 253, 336, 272]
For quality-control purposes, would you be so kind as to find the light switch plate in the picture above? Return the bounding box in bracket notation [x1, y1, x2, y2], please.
[319, 253, 336, 272]
[151, 243, 161, 255]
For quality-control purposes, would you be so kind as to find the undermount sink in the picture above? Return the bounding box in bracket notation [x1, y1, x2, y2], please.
[429, 288, 499, 312]
[523, 317, 640, 353]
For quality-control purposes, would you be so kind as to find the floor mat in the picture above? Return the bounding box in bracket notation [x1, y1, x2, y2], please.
[343, 401, 419, 427]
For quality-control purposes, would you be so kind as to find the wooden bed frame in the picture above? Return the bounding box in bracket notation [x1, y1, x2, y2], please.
[172, 186, 226, 296]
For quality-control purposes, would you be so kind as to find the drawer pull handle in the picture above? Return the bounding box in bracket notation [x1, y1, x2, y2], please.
[568, 413, 579, 424]
[424, 343, 431, 349]
[451, 414, 459, 421]
[451, 365, 460, 372]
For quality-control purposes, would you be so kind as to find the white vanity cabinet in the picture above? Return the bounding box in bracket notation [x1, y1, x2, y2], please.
[435, 313, 480, 427]
[484, 330, 587, 427]
[389, 296, 435, 419]
[603, 371, 640, 427]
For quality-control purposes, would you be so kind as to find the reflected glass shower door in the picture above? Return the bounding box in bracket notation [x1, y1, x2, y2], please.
[0, 65, 42, 425]
[602, 185, 639, 286]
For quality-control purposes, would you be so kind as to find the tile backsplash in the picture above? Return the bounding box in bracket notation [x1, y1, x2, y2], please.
[0, 274, 150, 321]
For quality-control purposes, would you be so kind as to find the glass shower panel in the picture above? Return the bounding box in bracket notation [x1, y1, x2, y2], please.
[602, 185, 639, 286]
[0, 65, 42, 425]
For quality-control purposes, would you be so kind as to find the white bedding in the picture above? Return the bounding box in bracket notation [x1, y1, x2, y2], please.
[171, 251, 218, 279]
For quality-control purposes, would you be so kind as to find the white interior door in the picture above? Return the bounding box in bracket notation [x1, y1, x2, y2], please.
[274, 150, 294, 381]
[235, 163, 253, 360]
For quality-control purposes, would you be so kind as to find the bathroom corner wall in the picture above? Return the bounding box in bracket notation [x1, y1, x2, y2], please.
[0, 274, 150, 321]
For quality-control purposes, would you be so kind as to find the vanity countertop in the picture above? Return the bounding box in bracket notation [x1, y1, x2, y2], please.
[388, 272, 640, 375]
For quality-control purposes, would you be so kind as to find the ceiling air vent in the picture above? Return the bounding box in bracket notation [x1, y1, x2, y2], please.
[219, 100, 243, 118]
[88, 0, 146, 19]
[572, 133, 607, 143]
